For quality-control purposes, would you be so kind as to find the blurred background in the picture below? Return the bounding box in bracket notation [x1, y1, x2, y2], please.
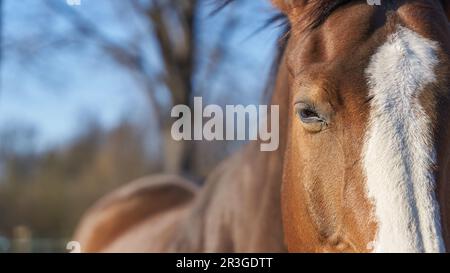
[0, 0, 283, 252]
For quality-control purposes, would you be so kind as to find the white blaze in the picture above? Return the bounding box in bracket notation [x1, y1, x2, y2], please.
[364, 26, 445, 253]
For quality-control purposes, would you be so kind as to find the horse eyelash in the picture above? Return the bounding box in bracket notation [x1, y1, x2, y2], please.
[365, 95, 375, 104]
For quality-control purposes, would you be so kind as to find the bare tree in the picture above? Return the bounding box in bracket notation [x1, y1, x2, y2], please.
[0, 0, 3, 97]
[2, 0, 265, 179]
[42, 0, 243, 179]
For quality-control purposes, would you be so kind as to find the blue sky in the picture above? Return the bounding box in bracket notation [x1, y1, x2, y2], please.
[0, 0, 281, 152]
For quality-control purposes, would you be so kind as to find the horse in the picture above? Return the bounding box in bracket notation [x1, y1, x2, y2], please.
[74, 0, 450, 253]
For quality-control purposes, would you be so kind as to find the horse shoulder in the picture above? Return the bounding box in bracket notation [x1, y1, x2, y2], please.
[73, 174, 198, 252]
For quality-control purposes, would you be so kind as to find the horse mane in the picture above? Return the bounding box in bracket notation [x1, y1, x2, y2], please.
[264, 18, 290, 103]
[214, 0, 291, 103]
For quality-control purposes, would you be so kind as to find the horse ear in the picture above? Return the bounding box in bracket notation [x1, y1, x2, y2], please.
[441, 0, 450, 20]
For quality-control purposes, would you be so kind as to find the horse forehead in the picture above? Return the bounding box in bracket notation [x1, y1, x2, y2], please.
[286, 3, 447, 107]
[286, 5, 383, 80]
[287, 0, 447, 65]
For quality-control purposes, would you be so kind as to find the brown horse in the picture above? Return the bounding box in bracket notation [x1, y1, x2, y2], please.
[74, 0, 450, 253]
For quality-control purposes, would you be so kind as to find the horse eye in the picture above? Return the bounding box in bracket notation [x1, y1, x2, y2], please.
[300, 108, 319, 121]
[295, 102, 328, 133]
[295, 103, 324, 124]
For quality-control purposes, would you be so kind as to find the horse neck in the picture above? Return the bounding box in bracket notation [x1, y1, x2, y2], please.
[224, 49, 291, 249]
[220, 52, 291, 251]
[172, 52, 291, 252]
